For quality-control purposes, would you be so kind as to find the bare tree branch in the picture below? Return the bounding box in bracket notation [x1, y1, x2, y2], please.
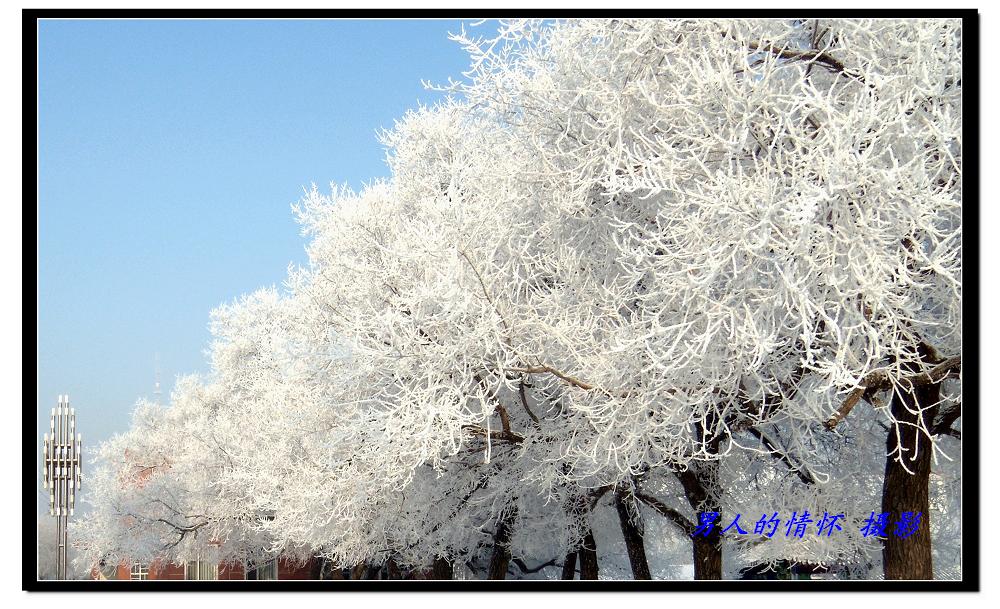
[511, 557, 558, 574]
[634, 490, 695, 536]
[745, 426, 817, 485]
[931, 400, 962, 438]
[825, 356, 961, 429]
[518, 380, 541, 426]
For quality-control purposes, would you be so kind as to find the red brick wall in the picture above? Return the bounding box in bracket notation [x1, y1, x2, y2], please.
[278, 557, 318, 580]
[149, 559, 185, 580]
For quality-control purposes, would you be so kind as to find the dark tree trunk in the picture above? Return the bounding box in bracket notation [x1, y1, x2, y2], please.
[578, 527, 599, 580]
[882, 379, 940, 579]
[310, 557, 325, 580]
[561, 552, 577, 580]
[350, 563, 367, 580]
[614, 489, 651, 580]
[676, 454, 723, 579]
[487, 508, 517, 580]
[692, 533, 722, 580]
[431, 557, 453, 580]
[319, 558, 345, 580]
[326, 567, 345, 580]
[387, 557, 402, 580]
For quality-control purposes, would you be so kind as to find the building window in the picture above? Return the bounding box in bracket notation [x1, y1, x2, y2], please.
[129, 563, 149, 580]
[185, 560, 218, 580]
[245, 558, 278, 580]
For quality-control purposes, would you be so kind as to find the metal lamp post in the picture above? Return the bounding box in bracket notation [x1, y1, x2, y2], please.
[42, 395, 82, 580]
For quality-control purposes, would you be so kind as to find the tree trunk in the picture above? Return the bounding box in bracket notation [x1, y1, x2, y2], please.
[882, 379, 940, 579]
[561, 552, 577, 580]
[387, 557, 401, 580]
[431, 556, 453, 580]
[676, 458, 723, 580]
[692, 533, 722, 580]
[559, 552, 576, 579]
[318, 558, 345, 580]
[614, 488, 652, 580]
[579, 527, 599, 580]
[487, 508, 517, 580]
[350, 563, 367, 580]
[326, 567, 345, 580]
[311, 557, 325, 580]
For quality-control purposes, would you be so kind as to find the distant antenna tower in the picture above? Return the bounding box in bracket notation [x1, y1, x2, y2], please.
[42, 395, 81, 580]
[153, 352, 162, 405]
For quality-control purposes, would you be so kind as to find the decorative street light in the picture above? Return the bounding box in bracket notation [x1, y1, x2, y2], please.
[42, 395, 82, 580]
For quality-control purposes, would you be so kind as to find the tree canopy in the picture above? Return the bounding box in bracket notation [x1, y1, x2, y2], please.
[73, 17, 963, 581]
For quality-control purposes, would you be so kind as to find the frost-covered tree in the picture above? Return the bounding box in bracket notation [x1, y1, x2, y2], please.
[438, 17, 962, 579]
[76, 17, 962, 581]
[73, 291, 304, 572]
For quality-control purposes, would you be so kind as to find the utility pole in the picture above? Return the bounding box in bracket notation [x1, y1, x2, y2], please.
[42, 395, 82, 580]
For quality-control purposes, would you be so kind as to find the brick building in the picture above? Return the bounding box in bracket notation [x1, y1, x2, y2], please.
[91, 449, 323, 581]
[94, 556, 322, 580]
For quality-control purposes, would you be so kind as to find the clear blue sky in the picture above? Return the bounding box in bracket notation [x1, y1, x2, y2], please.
[36, 19, 486, 499]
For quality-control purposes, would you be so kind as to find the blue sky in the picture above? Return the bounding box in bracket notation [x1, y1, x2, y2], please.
[36, 19, 484, 489]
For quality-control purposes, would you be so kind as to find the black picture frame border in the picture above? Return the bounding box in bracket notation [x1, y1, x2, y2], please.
[24, 6, 980, 592]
